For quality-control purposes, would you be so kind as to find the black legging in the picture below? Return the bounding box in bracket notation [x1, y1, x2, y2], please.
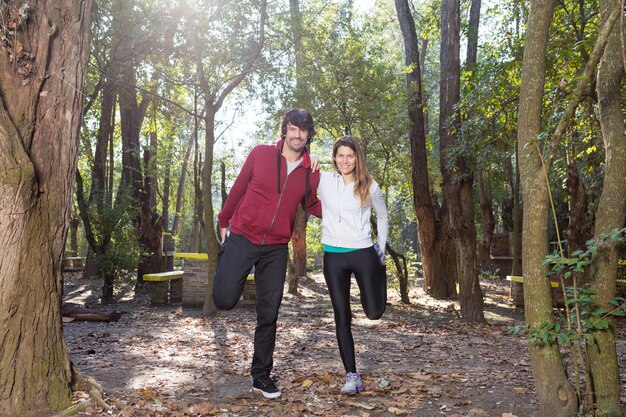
[323, 246, 386, 373]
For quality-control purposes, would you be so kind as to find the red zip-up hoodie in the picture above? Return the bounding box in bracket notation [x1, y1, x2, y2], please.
[218, 140, 322, 245]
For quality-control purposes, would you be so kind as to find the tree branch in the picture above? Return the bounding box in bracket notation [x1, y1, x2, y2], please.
[546, 4, 621, 169]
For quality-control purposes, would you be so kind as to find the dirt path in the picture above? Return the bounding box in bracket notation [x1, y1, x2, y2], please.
[62, 272, 626, 417]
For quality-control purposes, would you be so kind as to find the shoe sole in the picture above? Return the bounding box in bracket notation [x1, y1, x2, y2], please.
[341, 385, 365, 395]
[253, 387, 282, 399]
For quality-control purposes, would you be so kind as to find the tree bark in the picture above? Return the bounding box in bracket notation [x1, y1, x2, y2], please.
[288, 0, 309, 293]
[517, 0, 577, 414]
[289, 205, 308, 294]
[440, 0, 483, 321]
[586, 1, 626, 415]
[477, 171, 496, 268]
[395, 0, 455, 299]
[0, 1, 93, 414]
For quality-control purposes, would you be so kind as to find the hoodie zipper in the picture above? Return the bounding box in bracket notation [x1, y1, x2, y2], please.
[261, 170, 290, 245]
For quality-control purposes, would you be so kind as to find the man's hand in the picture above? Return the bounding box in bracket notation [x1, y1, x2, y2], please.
[310, 155, 320, 172]
[220, 227, 228, 244]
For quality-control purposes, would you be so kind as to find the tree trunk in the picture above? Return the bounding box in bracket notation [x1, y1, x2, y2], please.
[137, 130, 164, 278]
[586, 1, 626, 414]
[288, 0, 309, 292]
[0, 1, 93, 414]
[395, 0, 455, 299]
[289, 205, 308, 294]
[477, 171, 496, 268]
[564, 164, 592, 255]
[440, 0, 483, 321]
[517, 0, 577, 414]
[192, 0, 267, 315]
[201, 109, 221, 315]
[512, 150, 522, 276]
[68, 215, 80, 257]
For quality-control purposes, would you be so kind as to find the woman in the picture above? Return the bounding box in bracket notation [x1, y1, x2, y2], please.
[318, 135, 388, 395]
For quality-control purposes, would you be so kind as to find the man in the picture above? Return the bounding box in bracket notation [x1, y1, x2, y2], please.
[214, 108, 322, 399]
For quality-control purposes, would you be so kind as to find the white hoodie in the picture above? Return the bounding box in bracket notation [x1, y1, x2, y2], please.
[319, 171, 388, 251]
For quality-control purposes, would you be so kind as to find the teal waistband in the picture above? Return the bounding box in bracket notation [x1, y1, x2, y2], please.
[324, 245, 358, 253]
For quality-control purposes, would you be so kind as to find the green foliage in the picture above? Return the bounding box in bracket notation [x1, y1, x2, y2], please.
[508, 228, 626, 413]
[508, 227, 626, 344]
[90, 188, 142, 283]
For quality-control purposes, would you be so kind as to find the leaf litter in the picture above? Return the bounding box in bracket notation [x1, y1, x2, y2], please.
[61, 272, 626, 416]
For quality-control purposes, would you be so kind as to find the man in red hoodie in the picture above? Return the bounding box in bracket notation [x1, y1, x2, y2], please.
[214, 108, 322, 399]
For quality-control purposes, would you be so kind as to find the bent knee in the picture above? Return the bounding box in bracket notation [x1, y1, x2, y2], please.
[365, 305, 386, 320]
[213, 292, 238, 310]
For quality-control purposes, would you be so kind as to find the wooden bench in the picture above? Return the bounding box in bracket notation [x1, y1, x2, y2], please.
[63, 257, 85, 272]
[143, 271, 184, 306]
[506, 275, 560, 288]
[507, 266, 626, 307]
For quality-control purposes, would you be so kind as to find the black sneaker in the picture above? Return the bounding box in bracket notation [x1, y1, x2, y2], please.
[252, 375, 281, 399]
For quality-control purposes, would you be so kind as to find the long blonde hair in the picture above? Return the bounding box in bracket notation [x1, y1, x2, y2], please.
[332, 136, 372, 207]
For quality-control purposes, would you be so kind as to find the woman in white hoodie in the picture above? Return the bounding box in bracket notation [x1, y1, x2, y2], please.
[318, 135, 388, 395]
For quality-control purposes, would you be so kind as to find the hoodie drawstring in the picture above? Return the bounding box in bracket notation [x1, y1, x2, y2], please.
[276, 148, 282, 193]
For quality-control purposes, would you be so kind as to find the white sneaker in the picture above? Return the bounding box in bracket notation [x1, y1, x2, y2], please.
[340, 372, 364, 395]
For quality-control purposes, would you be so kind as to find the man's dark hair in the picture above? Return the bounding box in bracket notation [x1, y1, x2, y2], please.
[280, 108, 316, 143]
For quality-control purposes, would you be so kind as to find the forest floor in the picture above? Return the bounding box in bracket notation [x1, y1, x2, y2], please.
[62, 271, 626, 417]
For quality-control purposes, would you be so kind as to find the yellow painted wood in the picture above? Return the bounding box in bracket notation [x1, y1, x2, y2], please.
[143, 271, 184, 282]
[173, 252, 209, 261]
[506, 275, 560, 288]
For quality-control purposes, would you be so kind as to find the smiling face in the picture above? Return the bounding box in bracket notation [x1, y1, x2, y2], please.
[283, 123, 309, 155]
[334, 145, 356, 178]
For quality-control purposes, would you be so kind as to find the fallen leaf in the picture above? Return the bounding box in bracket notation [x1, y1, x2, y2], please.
[388, 406, 411, 415]
[301, 379, 314, 388]
[343, 400, 376, 410]
[502, 414, 518, 417]
[138, 387, 157, 401]
[322, 370, 332, 383]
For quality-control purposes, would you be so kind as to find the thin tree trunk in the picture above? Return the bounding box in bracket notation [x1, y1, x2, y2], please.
[586, 1, 626, 415]
[192, 0, 268, 315]
[289, 205, 307, 294]
[289, 0, 309, 293]
[0, 1, 93, 414]
[517, 0, 577, 414]
[477, 171, 496, 268]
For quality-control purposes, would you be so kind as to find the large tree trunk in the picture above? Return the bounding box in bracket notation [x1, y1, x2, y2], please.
[440, 0, 483, 321]
[586, 1, 626, 415]
[517, 0, 577, 414]
[395, 0, 455, 299]
[0, 1, 93, 414]
[511, 150, 522, 276]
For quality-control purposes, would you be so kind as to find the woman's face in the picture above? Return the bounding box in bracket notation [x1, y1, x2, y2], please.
[334, 145, 356, 177]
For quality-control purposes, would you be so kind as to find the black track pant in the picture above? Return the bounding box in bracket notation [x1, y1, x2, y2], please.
[323, 246, 386, 373]
[213, 233, 288, 379]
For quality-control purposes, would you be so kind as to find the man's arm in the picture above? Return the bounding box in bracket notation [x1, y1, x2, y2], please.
[217, 147, 257, 230]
